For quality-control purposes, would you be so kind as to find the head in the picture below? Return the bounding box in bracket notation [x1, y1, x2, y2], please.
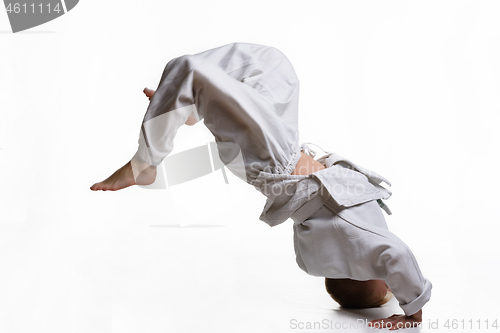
[325, 278, 393, 308]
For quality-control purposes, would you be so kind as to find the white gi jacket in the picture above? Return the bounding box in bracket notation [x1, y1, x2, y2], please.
[130, 42, 432, 316]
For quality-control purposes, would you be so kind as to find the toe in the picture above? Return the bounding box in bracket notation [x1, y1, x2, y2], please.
[143, 87, 155, 98]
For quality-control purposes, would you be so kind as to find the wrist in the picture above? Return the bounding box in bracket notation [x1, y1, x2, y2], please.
[410, 309, 423, 321]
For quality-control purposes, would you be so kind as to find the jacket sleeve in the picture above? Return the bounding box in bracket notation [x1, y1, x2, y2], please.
[331, 201, 433, 316]
[375, 236, 433, 316]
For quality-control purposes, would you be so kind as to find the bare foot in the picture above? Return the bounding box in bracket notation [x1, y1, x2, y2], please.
[90, 161, 157, 191]
[90, 88, 158, 192]
[368, 309, 422, 330]
[143, 87, 155, 101]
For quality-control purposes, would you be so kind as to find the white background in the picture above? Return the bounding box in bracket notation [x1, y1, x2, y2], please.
[1, 1, 499, 332]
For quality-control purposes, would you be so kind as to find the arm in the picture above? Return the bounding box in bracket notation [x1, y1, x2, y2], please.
[365, 234, 432, 330]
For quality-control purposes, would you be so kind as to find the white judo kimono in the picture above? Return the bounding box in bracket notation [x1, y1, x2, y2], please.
[130, 42, 432, 316]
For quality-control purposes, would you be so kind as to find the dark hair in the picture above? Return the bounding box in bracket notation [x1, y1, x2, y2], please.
[325, 278, 389, 308]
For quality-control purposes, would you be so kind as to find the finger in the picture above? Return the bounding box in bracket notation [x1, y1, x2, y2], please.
[391, 321, 412, 330]
[369, 320, 392, 329]
[386, 322, 399, 330]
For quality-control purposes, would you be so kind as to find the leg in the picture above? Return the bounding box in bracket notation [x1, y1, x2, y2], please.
[90, 89, 158, 191]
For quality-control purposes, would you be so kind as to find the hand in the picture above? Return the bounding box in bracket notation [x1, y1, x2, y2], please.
[368, 309, 422, 330]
